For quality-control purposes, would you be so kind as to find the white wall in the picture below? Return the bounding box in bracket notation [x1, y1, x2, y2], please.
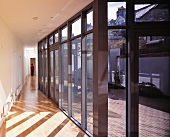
[23, 47, 30, 81]
[23, 46, 38, 79]
[0, 16, 23, 125]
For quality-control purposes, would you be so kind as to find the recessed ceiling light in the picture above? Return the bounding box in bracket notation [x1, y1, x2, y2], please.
[33, 17, 38, 20]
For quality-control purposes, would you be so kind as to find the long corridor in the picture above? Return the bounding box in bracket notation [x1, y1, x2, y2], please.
[0, 76, 88, 137]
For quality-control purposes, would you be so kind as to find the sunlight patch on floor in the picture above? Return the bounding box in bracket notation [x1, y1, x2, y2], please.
[26, 112, 65, 137]
[6, 112, 50, 137]
[6, 112, 34, 128]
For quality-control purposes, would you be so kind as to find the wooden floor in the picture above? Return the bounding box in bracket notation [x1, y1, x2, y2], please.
[0, 76, 88, 137]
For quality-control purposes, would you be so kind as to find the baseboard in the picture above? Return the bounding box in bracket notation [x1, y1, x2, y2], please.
[0, 117, 5, 127]
[0, 83, 24, 128]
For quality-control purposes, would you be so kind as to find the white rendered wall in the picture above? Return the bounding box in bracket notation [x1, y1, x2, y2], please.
[0, 15, 23, 125]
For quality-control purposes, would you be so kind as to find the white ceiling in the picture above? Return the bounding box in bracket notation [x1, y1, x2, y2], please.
[0, 0, 93, 46]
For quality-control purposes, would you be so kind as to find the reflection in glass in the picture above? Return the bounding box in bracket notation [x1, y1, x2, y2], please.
[55, 33, 58, 43]
[45, 50, 48, 95]
[108, 2, 126, 26]
[44, 39, 47, 49]
[55, 50, 59, 103]
[72, 18, 81, 37]
[82, 33, 93, 133]
[41, 52, 44, 91]
[108, 29, 126, 137]
[135, 4, 170, 22]
[86, 10, 93, 31]
[50, 51, 54, 98]
[61, 43, 68, 112]
[62, 27, 68, 42]
[71, 38, 81, 123]
[38, 52, 41, 89]
[138, 36, 170, 137]
[41, 42, 43, 50]
[49, 35, 53, 45]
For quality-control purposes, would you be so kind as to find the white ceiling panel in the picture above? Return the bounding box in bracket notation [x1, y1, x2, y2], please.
[0, 0, 93, 46]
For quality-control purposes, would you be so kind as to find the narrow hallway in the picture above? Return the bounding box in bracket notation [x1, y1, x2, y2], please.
[0, 76, 88, 137]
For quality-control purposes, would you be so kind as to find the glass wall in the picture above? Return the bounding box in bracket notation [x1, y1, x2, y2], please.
[61, 43, 68, 113]
[55, 50, 59, 103]
[71, 38, 81, 123]
[38, 6, 94, 135]
[108, 2, 127, 137]
[37, 1, 170, 136]
[108, 29, 126, 137]
[41, 51, 44, 91]
[50, 51, 54, 99]
[44, 50, 48, 95]
[38, 40, 48, 96]
[138, 36, 170, 136]
[82, 33, 93, 133]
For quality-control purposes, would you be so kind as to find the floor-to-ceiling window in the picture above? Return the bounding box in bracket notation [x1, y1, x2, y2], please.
[108, 2, 127, 136]
[37, 1, 170, 136]
[138, 35, 170, 137]
[50, 50, 54, 99]
[44, 39, 48, 96]
[71, 29, 82, 124]
[61, 27, 68, 112]
[82, 33, 93, 133]
[38, 5, 94, 136]
[54, 49, 59, 104]
[134, 3, 170, 137]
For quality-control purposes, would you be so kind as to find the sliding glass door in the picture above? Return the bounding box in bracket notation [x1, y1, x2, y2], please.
[138, 35, 170, 137]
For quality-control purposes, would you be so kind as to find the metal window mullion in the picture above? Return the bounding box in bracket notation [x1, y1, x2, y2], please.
[68, 21, 72, 117]
[81, 11, 87, 130]
[59, 29, 62, 108]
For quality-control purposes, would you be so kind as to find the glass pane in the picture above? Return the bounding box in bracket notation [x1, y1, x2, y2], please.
[108, 2, 126, 26]
[86, 10, 93, 31]
[38, 42, 41, 51]
[108, 29, 126, 137]
[135, 4, 170, 22]
[49, 35, 53, 45]
[55, 50, 59, 102]
[44, 39, 47, 49]
[61, 43, 68, 112]
[41, 52, 44, 91]
[71, 38, 81, 123]
[72, 18, 81, 37]
[55, 33, 58, 43]
[50, 51, 54, 98]
[138, 36, 170, 137]
[41, 42, 44, 50]
[45, 50, 48, 95]
[62, 27, 68, 42]
[82, 33, 93, 133]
